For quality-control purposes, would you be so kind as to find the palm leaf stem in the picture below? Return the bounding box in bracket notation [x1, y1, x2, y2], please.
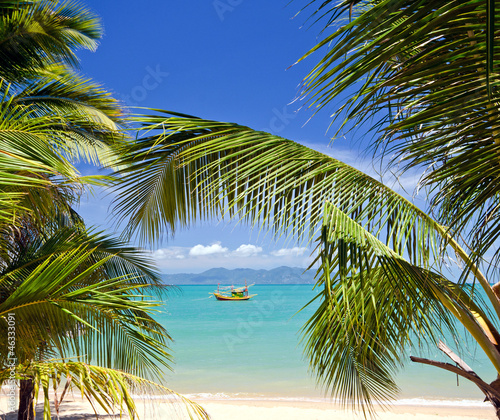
[440, 230, 500, 322]
[429, 283, 500, 372]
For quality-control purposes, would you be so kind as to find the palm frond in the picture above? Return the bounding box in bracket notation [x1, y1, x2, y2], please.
[114, 112, 500, 305]
[12, 63, 125, 167]
[0, 78, 123, 229]
[0, 0, 102, 83]
[302, 201, 500, 412]
[0, 236, 171, 378]
[0, 361, 210, 420]
[294, 0, 500, 267]
[114, 113, 443, 267]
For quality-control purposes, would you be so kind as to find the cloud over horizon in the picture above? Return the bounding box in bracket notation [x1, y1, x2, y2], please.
[152, 242, 315, 273]
[189, 242, 229, 256]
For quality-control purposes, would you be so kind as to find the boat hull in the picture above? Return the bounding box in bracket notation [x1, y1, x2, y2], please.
[212, 293, 254, 301]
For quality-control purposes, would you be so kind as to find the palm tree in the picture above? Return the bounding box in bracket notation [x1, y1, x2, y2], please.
[112, 114, 500, 417]
[110, 0, 500, 415]
[0, 0, 124, 229]
[0, 224, 208, 420]
[0, 0, 103, 84]
[0, 2, 208, 418]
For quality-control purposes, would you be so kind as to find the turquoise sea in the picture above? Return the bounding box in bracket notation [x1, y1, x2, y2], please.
[158, 284, 492, 406]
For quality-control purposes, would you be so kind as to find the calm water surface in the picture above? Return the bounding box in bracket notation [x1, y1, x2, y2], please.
[159, 284, 492, 405]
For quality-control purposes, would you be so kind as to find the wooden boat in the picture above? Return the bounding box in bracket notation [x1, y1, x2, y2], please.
[210, 281, 256, 301]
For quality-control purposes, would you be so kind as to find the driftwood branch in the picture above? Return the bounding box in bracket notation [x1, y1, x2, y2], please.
[438, 340, 477, 375]
[412, 340, 500, 418]
[436, 340, 500, 404]
[409, 355, 500, 398]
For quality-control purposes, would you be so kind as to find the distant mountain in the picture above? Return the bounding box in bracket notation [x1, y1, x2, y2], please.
[162, 266, 315, 285]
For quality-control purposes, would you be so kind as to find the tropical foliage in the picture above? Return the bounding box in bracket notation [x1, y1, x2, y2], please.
[112, 108, 500, 417]
[4, 0, 498, 418]
[296, 0, 500, 269]
[0, 1, 208, 419]
[109, 0, 500, 416]
[0, 0, 123, 231]
[0, 225, 208, 419]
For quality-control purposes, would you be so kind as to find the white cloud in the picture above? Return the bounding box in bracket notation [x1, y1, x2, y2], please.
[271, 247, 307, 257]
[232, 244, 263, 257]
[189, 242, 229, 257]
[153, 247, 186, 260]
[150, 243, 316, 274]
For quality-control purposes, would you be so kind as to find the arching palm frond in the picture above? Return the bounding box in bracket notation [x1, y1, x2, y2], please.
[295, 0, 500, 268]
[0, 84, 77, 178]
[113, 112, 500, 412]
[0, 361, 210, 420]
[0, 226, 163, 288]
[0, 251, 169, 375]
[0, 72, 123, 232]
[114, 114, 462, 273]
[0, 83, 82, 228]
[0, 228, 170, 377]
[303, 201, 500, 413]
[114, 113, 444, 263]
[11, 64, 125, 167]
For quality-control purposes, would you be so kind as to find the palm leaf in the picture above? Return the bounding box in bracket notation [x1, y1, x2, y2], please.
[12, 64, 125, 167]
[114, 113, 443, 263]
[0, 361, 210, 420]
[113, 113, 482, 284]
[0, 0, 102, 83]
[302, 201, 500, 412]
[294, 0, 500, 267]
[0, 236, 171, 378]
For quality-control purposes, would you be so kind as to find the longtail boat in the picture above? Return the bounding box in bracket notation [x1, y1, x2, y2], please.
[210, 281, 256, 301]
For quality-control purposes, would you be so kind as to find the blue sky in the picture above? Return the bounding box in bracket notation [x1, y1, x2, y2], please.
[76, 0, 421, 273]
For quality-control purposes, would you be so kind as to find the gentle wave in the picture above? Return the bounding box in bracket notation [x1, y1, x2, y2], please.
[179, 393, 488, 408]
[393, 398, 488, 407]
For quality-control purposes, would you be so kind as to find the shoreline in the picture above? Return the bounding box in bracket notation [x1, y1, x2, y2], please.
[196, 398, 494, 419]
[0, 393, 496, 420]
[181, 392, 489, 406]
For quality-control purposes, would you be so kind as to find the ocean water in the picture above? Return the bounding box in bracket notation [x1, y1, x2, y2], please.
[158, 284, 493, 406]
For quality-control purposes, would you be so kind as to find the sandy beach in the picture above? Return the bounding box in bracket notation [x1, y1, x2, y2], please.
[0, 395, 496, 420]
[198, 399, 495, 420]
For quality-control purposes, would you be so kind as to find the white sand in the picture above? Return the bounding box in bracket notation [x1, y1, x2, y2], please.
[0, 395, 496, 420]
[199, 400, 495, 420]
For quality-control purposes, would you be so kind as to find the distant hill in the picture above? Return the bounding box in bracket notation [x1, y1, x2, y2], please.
[162, 266, 315, 285]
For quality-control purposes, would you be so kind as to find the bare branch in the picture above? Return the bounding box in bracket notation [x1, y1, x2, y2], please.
[410, 355, 500, 402]
[438, 340, 475, 373]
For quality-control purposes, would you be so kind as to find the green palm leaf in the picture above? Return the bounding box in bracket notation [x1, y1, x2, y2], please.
[294, 0, 500, 266]
[12, 64, 125, 167]
[114, 113, 482, 287]
[114, 113, 443, 263]
[0, 0, 101, 83]
[302, 201, 500, 412]
[0, 229, 170, 378]
[0, 222, 213, 418]
[0, 361, 210, 420]
[0, 71, 122, 229]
